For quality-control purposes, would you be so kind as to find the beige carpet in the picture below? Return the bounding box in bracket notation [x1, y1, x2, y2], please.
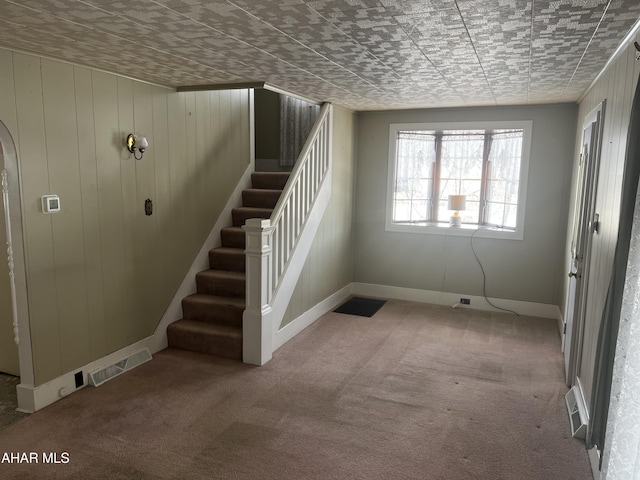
[0, 300, 592, 479]
[0, 373, 28, 430]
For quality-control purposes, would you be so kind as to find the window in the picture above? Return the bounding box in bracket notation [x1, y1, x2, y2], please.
[386, 121, 532, 239]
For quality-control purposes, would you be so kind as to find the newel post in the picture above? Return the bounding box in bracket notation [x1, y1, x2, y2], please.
[242, 218, 274, 365]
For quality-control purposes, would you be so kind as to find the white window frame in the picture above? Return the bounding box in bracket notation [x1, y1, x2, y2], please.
[386, 120, 532, 240]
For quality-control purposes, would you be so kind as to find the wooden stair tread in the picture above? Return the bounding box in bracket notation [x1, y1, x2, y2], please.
[242, 189, 283, 209]
[196, 269, 245, 281]
[209, 247, 246, 272]
[243, 188, 283, 194]
[169, 319, 242, 337]
[180, 294, 244, 331]
[232, 207, 273, 227]
[251, 172, 290, 190]
[167, 319, 242, 360]
[220, 226, 246, 249]
[169, 170, 289, 362]
[211, 247, 245, 255]
[182, 293, 245, 309]
[196, 269, 245, 298]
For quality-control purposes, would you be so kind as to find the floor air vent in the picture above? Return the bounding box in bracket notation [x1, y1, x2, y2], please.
[88, 348, 152, 387]
[565, 385, 588, 439]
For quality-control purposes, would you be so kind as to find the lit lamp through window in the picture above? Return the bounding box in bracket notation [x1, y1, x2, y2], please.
[448, 195, 466, 227]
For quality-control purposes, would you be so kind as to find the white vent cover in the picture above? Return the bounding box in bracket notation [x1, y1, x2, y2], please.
[565, 385, 588, 439]
[88, 348, 152, 387]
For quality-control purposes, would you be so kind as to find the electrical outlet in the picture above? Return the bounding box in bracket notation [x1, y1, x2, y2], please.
[75, 371, 84, 388]
[460, 298, 471, 305]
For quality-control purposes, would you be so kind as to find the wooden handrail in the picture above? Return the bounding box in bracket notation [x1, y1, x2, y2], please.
[243, 103, 332, 365]
[270, 102, 331, 223]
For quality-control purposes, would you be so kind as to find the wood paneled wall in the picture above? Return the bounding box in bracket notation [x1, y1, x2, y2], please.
[569, 36, 640, 411]
[0, 49, 250, 385]
[281, 107, 357, 328]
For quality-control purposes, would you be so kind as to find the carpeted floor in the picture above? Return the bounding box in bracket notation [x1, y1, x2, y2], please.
[0, 373, 28, 430]
[0, 300, 592, 479]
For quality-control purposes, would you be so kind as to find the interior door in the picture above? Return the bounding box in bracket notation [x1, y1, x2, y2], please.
[0, 145, 19, 376]
[563, 102, 605, 386]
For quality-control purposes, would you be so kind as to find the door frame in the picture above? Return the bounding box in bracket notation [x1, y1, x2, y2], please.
[564, 101, 606, 387]
[0, 120, 34, 401]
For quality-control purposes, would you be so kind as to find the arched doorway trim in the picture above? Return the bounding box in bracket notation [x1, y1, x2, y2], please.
[0, 120, 34, 408]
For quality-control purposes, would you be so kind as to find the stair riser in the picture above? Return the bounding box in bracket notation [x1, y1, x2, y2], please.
[169, 172, 291, 363]
[182, 299, 243, 328]
[196, 274, 245, 298]
[251, 172, 290, 190]
[232, 208, 272, 227]
[242, 189, 282, 209]
[167, 325, 242, 360]
[221, 228, 245, 249]
[209, 251, 245, 272]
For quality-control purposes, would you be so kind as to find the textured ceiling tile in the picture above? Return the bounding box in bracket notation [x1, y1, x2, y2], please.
[0, 1, 41, 20]
[0, 30, 61, 54]
[455, 0, 531, 100]
[98, 0, 184, 25]
[0, 0, 636, 109]
[395, 9, 495, 103]
[132, 0, 212, 8]
[17, 0, 115, 21]
[528, 0, 612, 96]
[160, 17, 211, 35]
[564, 0, 640, 91]
[305, 0, 383, 13]
[1, 16, 131, 52]
[195, 2, 402, 88]
[380, 0, 450, 16]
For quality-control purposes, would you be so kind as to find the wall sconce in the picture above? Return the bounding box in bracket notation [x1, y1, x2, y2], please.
[448, 194, 466, 227]
[126, 133, 149, 160]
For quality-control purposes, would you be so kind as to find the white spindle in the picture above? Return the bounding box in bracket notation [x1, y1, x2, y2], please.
[243, 103, 332, 365]
[1, 169, 19, 346]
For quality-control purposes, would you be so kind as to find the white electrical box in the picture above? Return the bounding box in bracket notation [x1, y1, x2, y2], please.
[41, 195, 61, 214]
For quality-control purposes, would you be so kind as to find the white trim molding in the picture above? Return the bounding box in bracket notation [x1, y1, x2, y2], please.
[19, 278, 564, 412]
[1, 169, 18, 345]
[243, 103, 333, 365]
[386, 120, 533, 241]
[352, 282, 562, 320]
[16, 336, 155, 413]
[16, 163, 255, 413]
[274, 284, 352, 352]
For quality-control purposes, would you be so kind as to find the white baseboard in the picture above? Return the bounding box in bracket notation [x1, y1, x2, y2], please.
[16, 163, 255, 413]
[588, 446, 601, 479]
[16, 335, 154, 413]
[274, 281, 562, 358]
[274, 284, 352, 352]
[18, 276, 562, 412]
[351, 282, 562, 320]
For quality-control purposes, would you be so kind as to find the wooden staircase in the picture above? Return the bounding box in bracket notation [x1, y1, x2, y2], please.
[167, 172, 289, 360]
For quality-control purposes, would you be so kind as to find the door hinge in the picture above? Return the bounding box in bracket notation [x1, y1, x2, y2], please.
[564, 323, 567, 334]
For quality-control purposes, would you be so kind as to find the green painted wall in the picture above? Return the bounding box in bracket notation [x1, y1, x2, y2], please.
[353, 104, 578, 306]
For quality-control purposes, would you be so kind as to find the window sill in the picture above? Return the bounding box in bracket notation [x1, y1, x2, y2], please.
[385, 222, 523, 240]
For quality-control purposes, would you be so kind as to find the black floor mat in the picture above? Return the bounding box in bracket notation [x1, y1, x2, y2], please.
[334, 297, 387, 317]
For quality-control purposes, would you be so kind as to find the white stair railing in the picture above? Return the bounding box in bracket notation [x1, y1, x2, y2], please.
[243, 103, 332, 365]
